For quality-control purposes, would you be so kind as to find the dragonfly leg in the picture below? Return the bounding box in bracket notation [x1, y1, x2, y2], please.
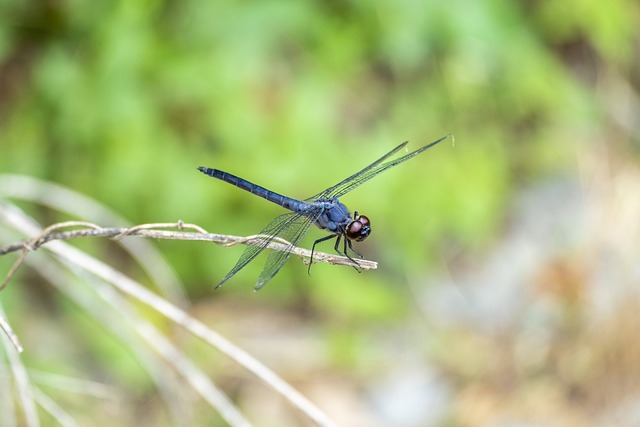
[345, 238, 364, 259]
[309, 234, 338, 275]
[339, 236, 362, 272]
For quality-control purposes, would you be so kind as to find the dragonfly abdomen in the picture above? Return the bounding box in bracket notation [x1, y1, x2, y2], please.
[197, 167, 306, 212]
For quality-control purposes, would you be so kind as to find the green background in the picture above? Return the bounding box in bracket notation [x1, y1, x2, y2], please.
[1, 0, 638, 426]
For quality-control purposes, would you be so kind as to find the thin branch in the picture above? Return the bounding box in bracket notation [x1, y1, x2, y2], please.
[0, 175, 189, 306]
[1, 248, 28, 292]
[0, 221, 378, 270]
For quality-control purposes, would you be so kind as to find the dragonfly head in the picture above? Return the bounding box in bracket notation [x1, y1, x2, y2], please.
[346, 212, 371, 242]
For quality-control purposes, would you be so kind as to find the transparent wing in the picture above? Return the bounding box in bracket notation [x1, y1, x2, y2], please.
[216, 210, 310, 288]
[254, 209, 322, 290]
[308, 135, 449, 201]
[305, 141, 409, 202]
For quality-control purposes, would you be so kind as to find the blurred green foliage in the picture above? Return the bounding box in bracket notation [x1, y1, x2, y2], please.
[2, 0, 636, 299]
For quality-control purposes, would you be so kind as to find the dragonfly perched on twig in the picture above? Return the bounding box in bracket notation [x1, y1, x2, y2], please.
[198, 135, 449, 289]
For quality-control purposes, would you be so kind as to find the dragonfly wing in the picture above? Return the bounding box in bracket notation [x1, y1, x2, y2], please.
[325, 135, 449, 199]
[305, 141, 409, 202]
[254, 208, 323, 290]
[216, 211, 304, 288]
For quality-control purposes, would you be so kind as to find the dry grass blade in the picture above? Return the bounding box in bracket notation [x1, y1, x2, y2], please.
[24, 249, 251, 426]
[0, 313, 22, 353]
[0, 304, 39, 426]
[0, 201, 339, 427]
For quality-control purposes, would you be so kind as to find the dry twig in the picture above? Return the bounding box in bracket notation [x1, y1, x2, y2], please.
[0, 220, 378, 270]
[0, 220, 377, 356]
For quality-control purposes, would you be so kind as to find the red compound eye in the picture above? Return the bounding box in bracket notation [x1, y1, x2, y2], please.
[347, 214, 371, 242]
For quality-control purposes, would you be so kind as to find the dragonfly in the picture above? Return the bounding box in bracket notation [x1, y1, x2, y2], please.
[198, 135, 449, 290]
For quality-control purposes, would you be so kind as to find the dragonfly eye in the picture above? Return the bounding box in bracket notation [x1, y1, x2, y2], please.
[347, 214, 371, 242]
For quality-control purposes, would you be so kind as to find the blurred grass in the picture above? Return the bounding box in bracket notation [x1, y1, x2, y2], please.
[1, 0, 639, 425]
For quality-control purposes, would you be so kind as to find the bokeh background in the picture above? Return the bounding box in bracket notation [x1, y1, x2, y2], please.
[1, 0, 639, 426]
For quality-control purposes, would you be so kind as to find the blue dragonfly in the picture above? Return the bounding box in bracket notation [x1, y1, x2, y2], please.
[198, 135, 448, 289]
